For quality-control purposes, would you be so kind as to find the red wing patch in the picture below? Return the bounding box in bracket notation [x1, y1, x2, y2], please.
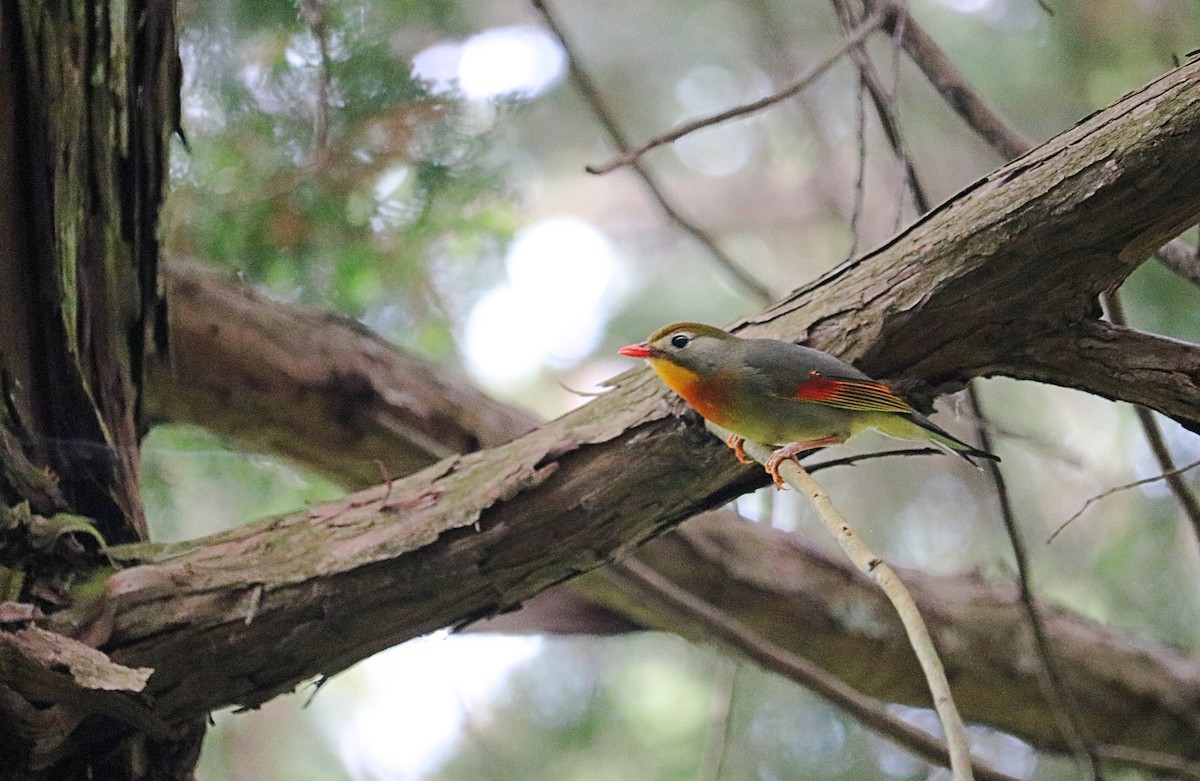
[793, 373, 913, 414]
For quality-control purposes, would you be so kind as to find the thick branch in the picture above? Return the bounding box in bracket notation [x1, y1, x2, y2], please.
[147, 266, 537, 486]
[148, 266, 1200, 758]
[45, 59, 1200, 759]
[1001, 320, 1200, 434]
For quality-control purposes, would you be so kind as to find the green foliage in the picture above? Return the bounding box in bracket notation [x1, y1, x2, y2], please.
[166, 0, 516, 354]
[158, 1, 1200, 779]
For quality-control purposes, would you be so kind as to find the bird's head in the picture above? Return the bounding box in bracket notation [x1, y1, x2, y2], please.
[618, 322, 735, 377]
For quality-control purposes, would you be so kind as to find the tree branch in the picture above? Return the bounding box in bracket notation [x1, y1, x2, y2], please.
[35, 58, 1200, 760]
[1000, 320, 1200, 434]
[147, 265, 537, 486]
[584, 6, 889, 175]
[148, 266, 1200, 760]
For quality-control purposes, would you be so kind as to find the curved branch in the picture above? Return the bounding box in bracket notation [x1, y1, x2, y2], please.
[148, 265, 537, 486]
[140, 269, 1200, 759]
[48, 58, 1200, 760]
[1001, 320, 1200, 432]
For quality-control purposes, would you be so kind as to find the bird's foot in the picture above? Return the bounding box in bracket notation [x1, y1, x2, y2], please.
[726, 434, 753, 465]
[765, 438, 842, 489]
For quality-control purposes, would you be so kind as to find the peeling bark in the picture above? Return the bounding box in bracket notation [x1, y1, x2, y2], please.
[144, 267, 1200, 759]
[4, 21, 1200, 781]
[57, 59, 1200, 762]
[0, 1, 185, 777]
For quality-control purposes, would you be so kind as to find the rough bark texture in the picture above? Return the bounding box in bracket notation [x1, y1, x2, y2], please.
[5, 24, 1200, 781]
[25, 57, 1200, 763]
[585, 513, 1200, 759]
[0, 1, 187, 778]
[146, 265, 538, 486]
[145, 266, 1200, 760]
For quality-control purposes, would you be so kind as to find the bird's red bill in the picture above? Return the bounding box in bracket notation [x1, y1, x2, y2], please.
[793, 374, 913, 413]
[618, 343, 653, 358]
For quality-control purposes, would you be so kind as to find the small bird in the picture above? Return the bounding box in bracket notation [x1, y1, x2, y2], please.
[618, 322, 998, 487]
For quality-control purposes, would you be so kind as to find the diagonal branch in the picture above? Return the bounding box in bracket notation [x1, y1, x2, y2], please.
[999, 320, 1200, 435]
[146, 266, 1200, 760]
[733, 435, 973, 781]
[40, 57, 1200, 758]
[585, 6, 889, 175]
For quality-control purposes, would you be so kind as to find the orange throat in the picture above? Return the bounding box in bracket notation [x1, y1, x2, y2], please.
[647, 358, 732, 427]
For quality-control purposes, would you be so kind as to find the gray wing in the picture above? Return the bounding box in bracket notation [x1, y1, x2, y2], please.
[735, 338, 876, 396]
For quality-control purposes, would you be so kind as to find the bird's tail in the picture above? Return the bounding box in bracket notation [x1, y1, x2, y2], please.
[882, 412, 1000, 464]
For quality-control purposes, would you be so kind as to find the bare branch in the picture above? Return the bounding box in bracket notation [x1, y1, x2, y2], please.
[863, 0, 1031, 160]
[830, 0, 931, 220]
[613, 559, 1020, 781]
[968, 387, 1102, 780]
[1104, 291, 1200, 540]
[730, 433, 973, 781]
[1048, 456, 1200, 543]
[529, 0, 772, 302]
[586, 7, 889, 176]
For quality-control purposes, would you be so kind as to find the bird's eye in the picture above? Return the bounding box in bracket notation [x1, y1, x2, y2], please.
[670, 333, 691, 349]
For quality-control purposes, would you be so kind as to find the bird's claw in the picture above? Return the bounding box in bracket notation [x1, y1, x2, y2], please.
[764, 438, 843, 489]
[726, 434, 753, 465]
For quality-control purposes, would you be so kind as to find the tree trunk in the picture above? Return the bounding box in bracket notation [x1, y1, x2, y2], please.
[41, 57, 1200, 766]
[0, 1, 192, 777]
[4, 8, 1200, 778]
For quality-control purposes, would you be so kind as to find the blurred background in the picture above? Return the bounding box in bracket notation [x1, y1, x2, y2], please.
[148, 0, 1200, 778]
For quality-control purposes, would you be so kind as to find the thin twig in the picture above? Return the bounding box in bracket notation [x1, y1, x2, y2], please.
[723, 428, 974, 781]
[843, 0, 926, 226]
[828, 0, 930, 241]
[1048, 455, 1200, 543]
[586, 7, 890, 176]
[745, 0, 854, 225]
[863, 0, 1030, 160]
[300, 0, 332, 151]
[1104, 290, 1200, 542]
[847, 69, 869, 259]
[697, 658, 738, 781]
[611, 558, 1023, 781]
[806, 446, 942, 471]
[530, 0, 772, 303]
[967, 386, 1102, 781]
[886, 4, 914, 231]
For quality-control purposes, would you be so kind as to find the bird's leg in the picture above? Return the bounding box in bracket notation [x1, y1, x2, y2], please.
[765, 438, 843, 489]
[725, 434, 753, 465]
